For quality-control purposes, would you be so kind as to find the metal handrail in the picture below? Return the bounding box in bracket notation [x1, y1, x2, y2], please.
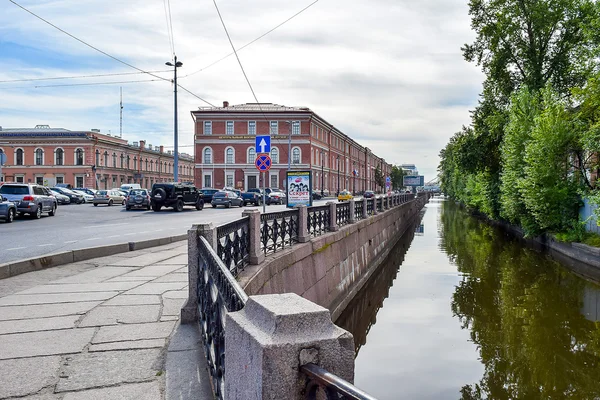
[301, 363, 379, 400]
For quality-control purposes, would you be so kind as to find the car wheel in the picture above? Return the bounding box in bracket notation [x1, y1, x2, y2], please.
[34, 205, 42, 219]
[239, 201, 243, 208]
[49, 204, 57, 216]
[175, 199, 184, 212]
[243, 201, 247, 206]
[126, 205, 131, 211]
[226, 202, 231, 208]
[108, 200, 113, 206]
[93, 203, 98, 207]
[122, 199, 126, 206]
[6, 208, 15, 223]
[147, 205, 151, 211]
[195, 200, 203, 211]
[152, 205, 161, 212]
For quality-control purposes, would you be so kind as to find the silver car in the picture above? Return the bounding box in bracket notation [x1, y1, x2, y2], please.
[93, 190, 125, 206]
[0, 183, 57, 219]
[0, 196, 17, 223]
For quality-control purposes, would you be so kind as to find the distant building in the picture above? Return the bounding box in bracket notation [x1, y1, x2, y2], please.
[191, 102, 391, 193]
[401, 164, 418, 176]
[0, 125, 194, 189]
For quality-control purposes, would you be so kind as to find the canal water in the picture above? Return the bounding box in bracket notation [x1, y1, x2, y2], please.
[336, 198, 600, 400]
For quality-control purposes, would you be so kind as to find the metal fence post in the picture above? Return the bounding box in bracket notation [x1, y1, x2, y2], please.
[328, 201, 339, 231]
[242, 209, 265, 264]
[295, 205, 310, 243]
[372, 198, 378, 215]
[362, 197, 368, 219]
[349, 199, 356, 224]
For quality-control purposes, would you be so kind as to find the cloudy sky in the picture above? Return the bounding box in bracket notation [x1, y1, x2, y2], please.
[0, 0, 484, 181]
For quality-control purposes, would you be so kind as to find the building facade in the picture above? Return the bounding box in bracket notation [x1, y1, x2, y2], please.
[0, 126, 194, 189]
[191, 102, 392, 194]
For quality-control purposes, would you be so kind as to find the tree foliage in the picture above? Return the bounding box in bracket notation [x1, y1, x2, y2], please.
[374, 165, 385, 191]
[390, 165, 405, 190]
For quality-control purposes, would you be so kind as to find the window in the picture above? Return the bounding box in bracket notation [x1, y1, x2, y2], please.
[292, 148, 301, 164]
[126, 155, 130, 169]
[56, 176, 64, 184]
[55, 148, 64, 165]
[226, 148, 234, 164]
[103, 151, 108, 166]
[271, 148, 279, 164]
[76, 149, 84, 165]
[270, 174, 278, 188]
[248, 121, 256, 135]
[146, 159, 149, 171]
[204, 174, 212, 188]
[120, 153, 124, 168]
[150, 160, 153, 172]
[133, 157, 137, 170]
[36, 176, 43, 185]
[203, 148, 212, 163]
[292, 121, 300, 135]
[204, 121, 212, 135]
[112, 153, 117, 168]
[15, 175, 24, 183]
[226, 174, 234, 187]
[270, 121, 278, 135]
[35, 148, 44, 165]
[226, 121, 234, 135]
[76, 176, 84, 187]
[247, 147, 256, 163]
[16, 149, 24, 166]
[96, 150, 100, 166]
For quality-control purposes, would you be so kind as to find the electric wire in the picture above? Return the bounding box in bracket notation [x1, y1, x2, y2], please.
[167, 0, 176, 56]
[0, 79, 164, 90]
[177, 83, 217, 107]
[163, 0, 175, 56]
[182, 0, 320, 78]
[0, 70, 171, 83]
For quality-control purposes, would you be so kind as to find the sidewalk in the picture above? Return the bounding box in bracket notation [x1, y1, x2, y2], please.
[0, 241, 212, 400]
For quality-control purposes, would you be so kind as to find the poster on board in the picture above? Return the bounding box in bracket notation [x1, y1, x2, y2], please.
[286, 170, 312, 207]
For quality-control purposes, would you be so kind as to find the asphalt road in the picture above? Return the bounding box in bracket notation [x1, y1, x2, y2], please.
[0, 198, 332, 264]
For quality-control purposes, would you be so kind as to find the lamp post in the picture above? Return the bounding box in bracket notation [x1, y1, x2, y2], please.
[336, 156, 340, 196]
[166, 56, 183, 182]
[320, 151, 324, 197]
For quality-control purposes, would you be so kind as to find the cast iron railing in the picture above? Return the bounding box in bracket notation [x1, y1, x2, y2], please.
[197, 236, 248, 400]
[216, 217, 250, 277]
[301, 363, 379, 400]
[336, 202, 351, 227]
[366, 199, 374, 215]
[376, 198, 384, 212]
[307, 205, 330, 237]
[354, 201, 364, 220]
[260, 209, 299, 255]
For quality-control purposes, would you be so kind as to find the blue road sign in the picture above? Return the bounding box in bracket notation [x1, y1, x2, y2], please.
[255, 154, 272, 172]
[256, 135, 271, 154]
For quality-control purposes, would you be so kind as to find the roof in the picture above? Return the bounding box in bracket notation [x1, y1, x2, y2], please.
[195, 103, 312, 112]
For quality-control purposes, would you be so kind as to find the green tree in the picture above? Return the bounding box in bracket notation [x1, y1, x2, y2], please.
[374, 165, 384, 192]
[390, 165, 405, 190]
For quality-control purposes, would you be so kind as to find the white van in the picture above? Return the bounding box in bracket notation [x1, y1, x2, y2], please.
[120, 184, 141, 192]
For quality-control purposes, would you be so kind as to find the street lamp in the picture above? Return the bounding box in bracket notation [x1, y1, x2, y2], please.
[166, 56, 183, 182]
[320, 151, 324, 197]
[336, 156, 340, 196]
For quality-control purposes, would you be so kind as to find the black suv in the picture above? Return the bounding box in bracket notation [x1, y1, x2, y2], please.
[150, 182, 204, 212]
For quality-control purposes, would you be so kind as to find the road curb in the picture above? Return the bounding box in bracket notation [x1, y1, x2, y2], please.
[0, 233, 188, 280]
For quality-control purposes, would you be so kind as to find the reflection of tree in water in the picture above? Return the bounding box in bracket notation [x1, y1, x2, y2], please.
[440, 201, 600, 399]
[336, 214, 423, 356]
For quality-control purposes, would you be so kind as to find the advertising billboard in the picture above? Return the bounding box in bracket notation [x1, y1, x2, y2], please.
[286, 171, 312, 207]
[403, 175, 424, 186]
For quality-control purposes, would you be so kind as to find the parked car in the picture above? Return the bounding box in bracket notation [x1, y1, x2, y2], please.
[55, 183, 73, 190]
[120, 183, 141, 192]
[267, 190, 286, 205]
[93, 190, 125, 206]
[73, 187, 97, 196]
[312, 191, 323, 200]
[338, 190, 353, 202]
[199, 188, 219, 204]
[51, 187, 85, 204]
[241, 190, 261, 206]
[72, 189, 94, 203]
[126, 189, 151, 210]
[0, 196, 17, 223]
[150, 182, 204, 212]
[363, 190, 375, 199]
[50, 190, 71, 205]
[211, 191, 244, 208]
[0, 183, 57, 219]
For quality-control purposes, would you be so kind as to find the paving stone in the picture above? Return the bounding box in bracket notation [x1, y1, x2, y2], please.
[101, 294, 161, 306]
[56, 349, 161, 392]
[166, 348, 213, 400]
[121, 264, 183, 278]
[161, 298, 186, 317]
[89, 339, 166, 352]
[79, 305, 160, 327]
[108, 251, 186, 267]
[153, 273, 188, 283]
[93, 321, 176, 344]
[103, 276, 154, 283]
[0, 315, 79, 335]
[49, 267, 137, 284]
[0, 301, 101, 321]
[160, 316, 179, 322]
[0, 356, 61, 398]
[17, 281, 142, 295]
[61, 381, 162, 400]
[159, 254, 188, 264]
[125, 282, 187, 295]
[162, 289, 188, 299]
[0, 292, 117, 306]
[0, 328, 95, 359]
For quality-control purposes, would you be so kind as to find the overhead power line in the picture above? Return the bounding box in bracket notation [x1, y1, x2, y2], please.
[163, 0, 175, 57]
[0, 70, 171, 84]
[1, 78, 164, 90]
[183, 0, 320, 78]
[177, 83, 217, 107]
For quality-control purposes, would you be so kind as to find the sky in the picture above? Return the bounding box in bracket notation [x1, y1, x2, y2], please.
[0, 0, 484, 182]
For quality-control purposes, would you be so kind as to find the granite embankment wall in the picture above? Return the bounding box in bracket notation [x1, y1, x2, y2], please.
[238, 195, 429, 320]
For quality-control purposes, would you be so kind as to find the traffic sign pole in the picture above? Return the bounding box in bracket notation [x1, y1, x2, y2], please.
[262, 172, 266, 213]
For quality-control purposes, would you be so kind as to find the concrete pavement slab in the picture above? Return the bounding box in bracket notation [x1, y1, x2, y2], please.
[161, 298, 186, 317]
[0, 301, 101, 321]
[49, 267, 137, 284]
[158, 254, 188, 264]
[108, 251, 186, 267]
[0, 292, 117, 306]
[121, 264, 183, 277]
[79, 305, 161, 327]
[0, 328, 95, 359]
[101, 294, 160, 306]
[102, 276, 155, 282]
[89, 339, 166, 352]
[0, 315, 79, 335]
[153, 272, 188, 283]
[56, 349, 162, 392]
[61, 381, 162, 400]
[162, 289, 188, 299]
[125, 282, 187, 295]
[0, 356, 61, 398]
[16, 281, 143, 295]
[92, 321, 176, 343]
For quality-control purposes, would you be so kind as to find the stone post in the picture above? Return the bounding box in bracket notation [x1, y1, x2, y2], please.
[295, 205, 309, 243]
[225, 293, 355, 400]
[328, 201, 338, 231]
[242, 209, 265, 264]
[181, 223, 215, 323]
[362, 197, 368, 219]
[372, 198, 378, 215]
[349, 199, 356, 223]
[384, 195, 388, 210]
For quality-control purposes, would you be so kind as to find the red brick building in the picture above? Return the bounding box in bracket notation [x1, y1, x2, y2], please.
[191, 103, 391, 193]
[0, 125, 194, 189]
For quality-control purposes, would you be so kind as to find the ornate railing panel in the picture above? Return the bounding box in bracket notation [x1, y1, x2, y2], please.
[260, 210, 299, 255]
[336, 202, 351, 227]
[376, 198, 384, 212]
[307, 205, 330, 237]
[216, 217, 249, 277]
[354, 201, 364, 220]
[301, 363, 379, 400]
[197, 236, 248, 400]
[366, 199, 374, 215]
